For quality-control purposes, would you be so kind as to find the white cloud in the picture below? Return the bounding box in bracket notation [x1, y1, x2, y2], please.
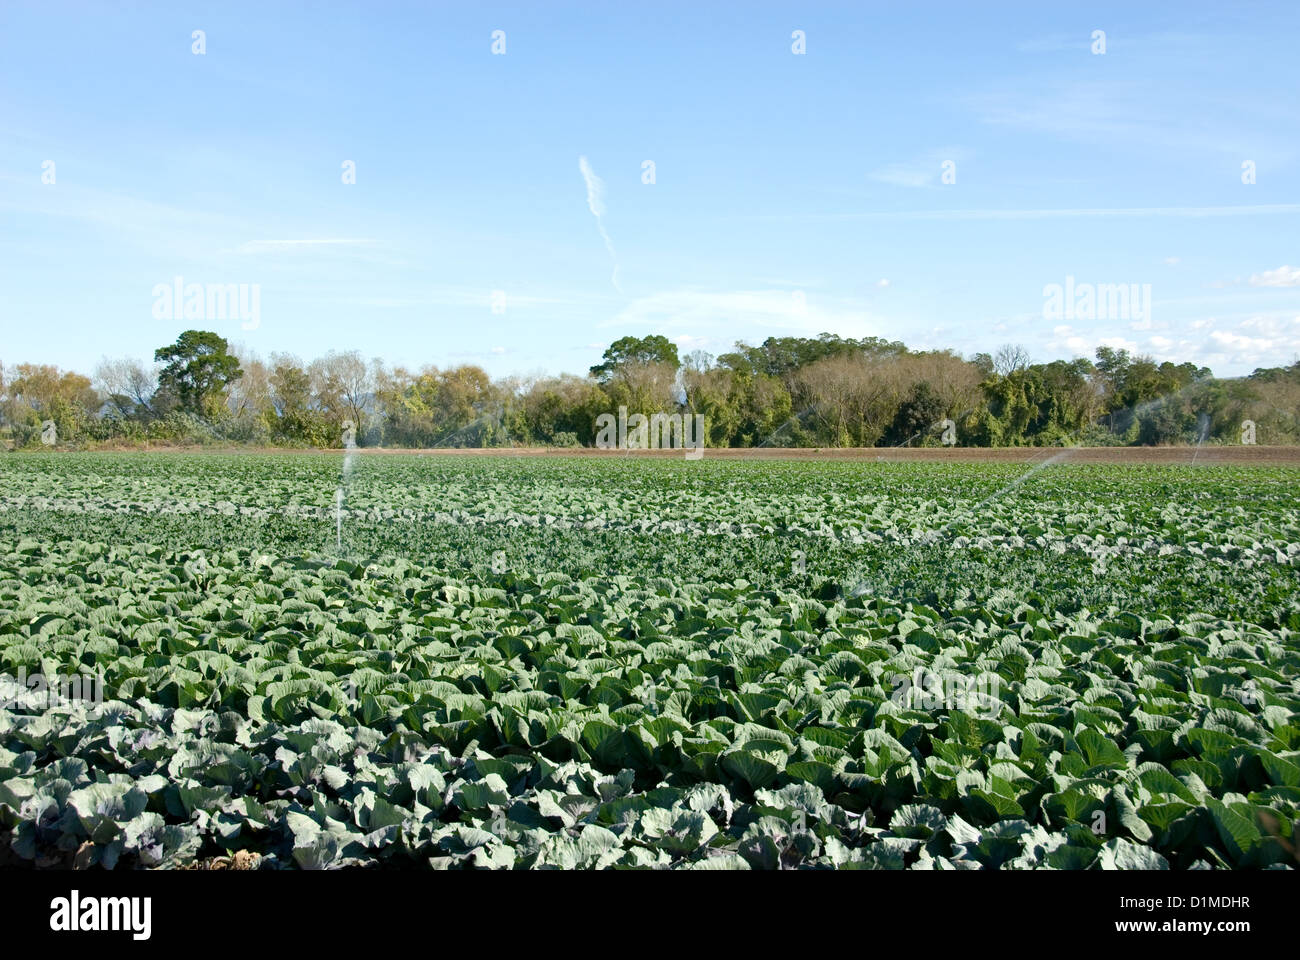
[1097, 336, 1141, 353]
[965, 76, 1275, 160]
[1015, 33, 1087, 53]
[1210, 329, 1272, 350]
[672, 334, 711, 347]
[1163, 256, 1180, 266]
[1047, 324, 1098, 356]
[609, 289, 883, 339]
[1036, 312, 1299, 374]
[1248, 265, 1300, 287]
[876, 278, 890, 288]
[868, 149, 965, 189]
[749, 204, 1300, 223]
[235, 238, 377, 253]
[869, 165, 935, 188]
[1197, 314, 1300, 369]
[312, 287, 590, 309]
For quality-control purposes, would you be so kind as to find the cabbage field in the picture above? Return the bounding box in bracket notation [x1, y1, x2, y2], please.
[0, 452, 1297, 870]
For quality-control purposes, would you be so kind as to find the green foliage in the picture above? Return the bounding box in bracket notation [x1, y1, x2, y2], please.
[10, 333, 1298, 450]
[154, 331, 243, 417]
[884, 382, 947, 446]
[736, 334, 909, 380]
[0, 453, 1297, 869]
[589, 335, 680, 383]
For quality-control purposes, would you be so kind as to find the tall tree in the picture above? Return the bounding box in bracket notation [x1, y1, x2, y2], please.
[883, 380, 947, 446]
[589, 335, 680, 383]
[94, 357, 157, 420]
[154, 330, 242, 417]
[310, 350, 372, 431]
[7, 364, 100, 442]
[993, 343, 1031, 376]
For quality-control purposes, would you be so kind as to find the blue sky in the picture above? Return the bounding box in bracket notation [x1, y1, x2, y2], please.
[2, 0, 1298, 379]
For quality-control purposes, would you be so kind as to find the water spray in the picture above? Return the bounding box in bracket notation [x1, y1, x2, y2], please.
[335, 419, 358, 553]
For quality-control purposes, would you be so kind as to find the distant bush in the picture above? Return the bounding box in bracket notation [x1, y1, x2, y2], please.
[148, 412, 218, 445]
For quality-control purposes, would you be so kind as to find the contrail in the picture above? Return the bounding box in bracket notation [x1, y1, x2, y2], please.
[579, 156, 622, 292]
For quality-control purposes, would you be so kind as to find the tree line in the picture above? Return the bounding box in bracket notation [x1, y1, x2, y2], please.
[3, 330, 1298, 449]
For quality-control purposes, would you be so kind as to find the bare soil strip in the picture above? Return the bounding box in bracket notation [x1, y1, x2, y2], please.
[63, 444, 1300, 464]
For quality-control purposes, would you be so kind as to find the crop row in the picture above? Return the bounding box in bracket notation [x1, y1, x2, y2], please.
[2, 538, 1297, 868]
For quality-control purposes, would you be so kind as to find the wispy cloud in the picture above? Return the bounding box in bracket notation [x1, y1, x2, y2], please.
[578, 156, 622, 293]
[869, 165, 936, 189]
[965, 77, 1294, 163]
[1204, 315, 1300, 367]
[744, 204, 1300, 222]
[1015, 33, 1092, 54]
[0, 174, 386, 263]
[868, 149, 964, 189]
[608, 289, 883, 339]
[1048, 314, 1300, 371]
[235, 238, 378, 253]
[0, 173, 248, 253]
[1249, 265, 1300, 287]
[293, 286, 607, 309]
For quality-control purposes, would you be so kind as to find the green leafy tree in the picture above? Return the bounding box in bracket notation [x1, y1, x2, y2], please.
[737, 334, 908, 382]
[154, 331, 242, 418]
[7, 364, 99, 444]
[883, 381, 947, 446]
[268, 355, 327, 443]
[522, 375, 608, 445]
[589, 335, 680, 383]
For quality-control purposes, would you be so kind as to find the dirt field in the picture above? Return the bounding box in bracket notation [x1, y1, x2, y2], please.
[78, 444, 1300, 465]
[389, 445, 1300, 465]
